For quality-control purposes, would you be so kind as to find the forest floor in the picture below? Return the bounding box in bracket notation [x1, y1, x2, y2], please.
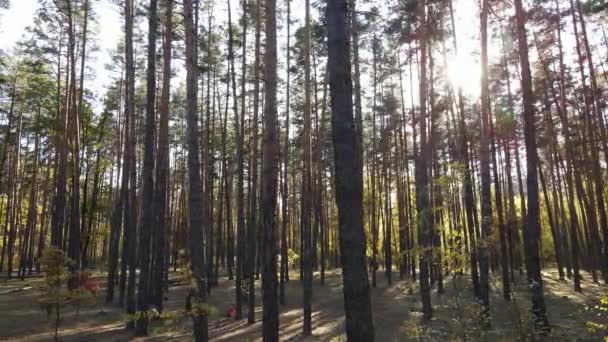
[0, 267, 606, 341]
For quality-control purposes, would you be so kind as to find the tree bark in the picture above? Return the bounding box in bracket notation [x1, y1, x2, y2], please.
[135, 0, 158, 335]
[151, 0, 172, 313]
[302, 0, 313, 333]
[478, 0, 491, 311]
[326, 0, 375, 338]
[261, 0, 279, 338]
[514, 0, 550, 331]
[184, 0, 209, 339]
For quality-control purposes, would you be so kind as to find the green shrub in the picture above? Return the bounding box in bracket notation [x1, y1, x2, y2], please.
[586, 295, 608, 341]
[36, 247, 94, 341]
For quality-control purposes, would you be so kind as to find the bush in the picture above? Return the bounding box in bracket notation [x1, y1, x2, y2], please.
[287, 248, 299, 269]
[586, 295, 608, 341]
[36, 247, 94, 341]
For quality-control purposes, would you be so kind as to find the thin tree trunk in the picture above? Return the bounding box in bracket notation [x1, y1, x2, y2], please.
[478, 0, 492, 312]
[124, 0, 137, 328]
[135, 0, 158, 334]
[184, 0, 209, 339]
[227, 0, 245, 319]
[152, 0, 172, 312]
[514, 0, 550, 331]
[415, 0, 432, 319]
[302, 0, 313, 333]
[280, 0, 291, 306]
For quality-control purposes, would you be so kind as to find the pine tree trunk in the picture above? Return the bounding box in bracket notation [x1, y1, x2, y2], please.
[490, 98, 511, 300]
[302, 0, 313, 333]
[415, 0, 432, 320]
[326, 0, 375, 338]
[183, 0, 209, 339]
[151, 0, 172, 312]
[514, 0, 550, 331]
[124, 0, 138, 328]
[246, 0, 262, 324]
[478, 0, 492, 311]
[227, 0, 245, 319]
[261, 0, 279, 337]
[280, 0, 291, 305]
[135, 0, 158, 335]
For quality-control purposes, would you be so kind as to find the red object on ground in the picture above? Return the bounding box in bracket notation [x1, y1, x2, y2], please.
[80, 274, 99, 295]
[226, 304, 236, 318]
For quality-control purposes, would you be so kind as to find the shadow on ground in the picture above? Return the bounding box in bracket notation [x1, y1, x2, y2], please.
[0, 267, 605, 341]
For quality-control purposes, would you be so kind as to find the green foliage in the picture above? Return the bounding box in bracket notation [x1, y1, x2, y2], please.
[70, 285, 96, 318]
[36, 247, 94, 341]
[181, 263, 198, 291]
[287, 248, 299, 269]
[179, 261, 218, 317]
[190, 302, 218, 318]
[37, 248, 71, 307]
[538, 204, 557, 262]
[445, 293, 488, 341]
[586, 295, 608, 340]
[399, 319, 432, 341]
[125, 306, 218, 338]
[584, 0, 608, 13]
[443, 232, 465, 275]
[507, 290, 538, 341]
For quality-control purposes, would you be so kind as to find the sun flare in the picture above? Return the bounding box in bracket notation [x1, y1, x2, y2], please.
[447, 54, 482, 99]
